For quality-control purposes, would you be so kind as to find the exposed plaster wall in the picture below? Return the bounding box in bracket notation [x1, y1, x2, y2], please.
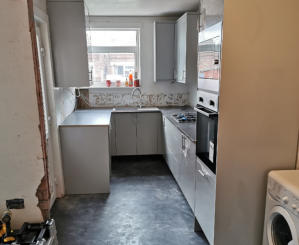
[86, 16, 196, 107]
[214, 0, 299, 243]
[0, 0, 44, 228]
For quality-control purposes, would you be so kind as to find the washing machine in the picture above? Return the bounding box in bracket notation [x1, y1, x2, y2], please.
[263, 170, 299, 245]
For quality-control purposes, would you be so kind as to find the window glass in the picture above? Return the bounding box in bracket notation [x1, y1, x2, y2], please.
[87, 29, 139, 86]
[88, 30, 137, 47]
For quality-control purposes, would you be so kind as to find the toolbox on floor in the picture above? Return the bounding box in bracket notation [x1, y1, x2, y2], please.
[1, 219, 58, 245]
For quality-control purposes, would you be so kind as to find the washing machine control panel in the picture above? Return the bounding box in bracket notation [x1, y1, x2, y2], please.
[268, 176, 299, 216]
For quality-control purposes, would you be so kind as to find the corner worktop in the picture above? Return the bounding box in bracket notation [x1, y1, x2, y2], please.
[60, 106, 196, 142]
[60, 109, 112, 127]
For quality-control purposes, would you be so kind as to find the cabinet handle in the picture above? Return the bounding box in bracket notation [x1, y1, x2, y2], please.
[198, 169, 206, 177]
[182, 135, 186, 150]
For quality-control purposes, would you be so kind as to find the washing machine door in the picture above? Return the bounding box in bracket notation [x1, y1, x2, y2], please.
[267, 206, 298, 245]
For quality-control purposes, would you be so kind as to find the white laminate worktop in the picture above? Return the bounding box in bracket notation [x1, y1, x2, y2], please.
[60, 109, 112, 127]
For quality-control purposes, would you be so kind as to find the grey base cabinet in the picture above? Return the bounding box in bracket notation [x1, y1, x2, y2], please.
[113, 113, 137, 156]
[194, 158, 216, 244]
[60, 126, 110, 194]
[110, 112, 163, 156]
[137, 112, 163, 155]
[163, 116, 196, 212]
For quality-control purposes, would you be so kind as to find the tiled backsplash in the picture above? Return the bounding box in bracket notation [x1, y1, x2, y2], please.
[88, 90, 189, 107]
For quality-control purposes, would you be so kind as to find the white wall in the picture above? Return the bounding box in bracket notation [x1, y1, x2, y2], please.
[214, 0, 299, 244]
[54, 88, 76, 125]
[0, 0, 44, 228]
[87, 16, 196, 107]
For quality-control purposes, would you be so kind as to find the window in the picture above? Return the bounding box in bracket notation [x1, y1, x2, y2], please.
[87, 29, 140, 87]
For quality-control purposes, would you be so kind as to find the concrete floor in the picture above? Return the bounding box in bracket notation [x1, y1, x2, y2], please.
[52, 156, 208, 245]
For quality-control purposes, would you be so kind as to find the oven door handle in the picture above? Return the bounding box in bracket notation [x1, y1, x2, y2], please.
[194, 107, 218, 118]
[198, 169, 206, 177]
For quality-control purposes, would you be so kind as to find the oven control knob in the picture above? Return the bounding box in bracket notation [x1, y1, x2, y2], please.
[292, 204, 297, 210]
[282, 196, 289, 204]
[297, 208, 299, 214]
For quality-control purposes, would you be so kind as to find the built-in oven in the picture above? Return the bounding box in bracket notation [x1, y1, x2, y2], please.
[195, 21, 222, 174]
[198, 21, 222, 94]
[195, 91, 218, 174]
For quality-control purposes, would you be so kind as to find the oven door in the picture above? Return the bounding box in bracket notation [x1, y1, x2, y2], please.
[195, 105, 218, 174]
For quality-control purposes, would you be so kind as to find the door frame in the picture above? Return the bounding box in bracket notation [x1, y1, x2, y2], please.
[33, 5, 66, 202]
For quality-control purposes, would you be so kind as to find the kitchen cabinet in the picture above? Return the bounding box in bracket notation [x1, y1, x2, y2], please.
[180, 135, 196, 212]
[60, 126, 110, 194]
[113, 113, 137, 156]
[175, 13, 198, 84]
[194, 158, 216, 244]
[163, 116, 196, 212]
[47, 0, 89, 87]
[163, 117, 182, 182]
[154, 21, 176, 82]
[137, 112, 163, 155]
[112, 112, 163, 156]
[109, 115, 117, 156]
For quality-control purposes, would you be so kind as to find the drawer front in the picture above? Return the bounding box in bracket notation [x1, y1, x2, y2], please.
[194, 158, 216, 244]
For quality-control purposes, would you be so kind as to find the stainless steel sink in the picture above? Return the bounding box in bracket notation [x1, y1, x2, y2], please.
[112, 107, 160, 112]
[137, 107, 159, 111]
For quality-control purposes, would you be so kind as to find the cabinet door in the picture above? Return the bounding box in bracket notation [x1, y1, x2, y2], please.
[175, 15, 187, 84]
[137, 112, 162, 155]
[194, 159, 216, 244]
[109, 114, 117, 156]
[163, 117, 182, 182]
[180, 136, 196, 212]
[47, 1, 89, 87]
[154, 21, 175, 82]
[114, 113, 137, 156]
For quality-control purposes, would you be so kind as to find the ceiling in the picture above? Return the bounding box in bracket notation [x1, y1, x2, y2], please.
[84, 0, 200, 17]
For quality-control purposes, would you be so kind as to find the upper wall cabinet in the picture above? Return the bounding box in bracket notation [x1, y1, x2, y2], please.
[175, 13, 198, 84]
[154, 21, 176, 82]
[47, 0, 89, 87]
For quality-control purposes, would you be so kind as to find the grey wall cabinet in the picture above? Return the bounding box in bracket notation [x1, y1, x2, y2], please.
[47, 0, 90, 87]
[154, 21, 176, 82]
[163, 116, 196, 212]
[60, 126, 110, 194]
[194, 159, 216, 244]
[113, 113, 137, 156]
[175, 13, 198, 84]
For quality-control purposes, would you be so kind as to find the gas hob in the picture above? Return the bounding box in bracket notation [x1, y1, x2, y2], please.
[172, 112, 197, 123]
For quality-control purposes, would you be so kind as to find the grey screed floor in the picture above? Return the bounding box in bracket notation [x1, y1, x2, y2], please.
[52, 156, 208, 245]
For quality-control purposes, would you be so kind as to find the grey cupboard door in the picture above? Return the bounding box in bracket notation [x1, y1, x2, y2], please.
[136, 112, 162, 155]
[175, 14, 187, 84]
[114, 113, 137, 156]
[47, 0, 89, 87]
[109, 115, 117, 156]
[154, 21, 175, 82]
[194, 159, 216, 244]
[179, 136, 196, 212]
[163, 117, 182, 182]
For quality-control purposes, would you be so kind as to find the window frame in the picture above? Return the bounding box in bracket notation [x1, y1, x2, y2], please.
[87, 28, 140, 85]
